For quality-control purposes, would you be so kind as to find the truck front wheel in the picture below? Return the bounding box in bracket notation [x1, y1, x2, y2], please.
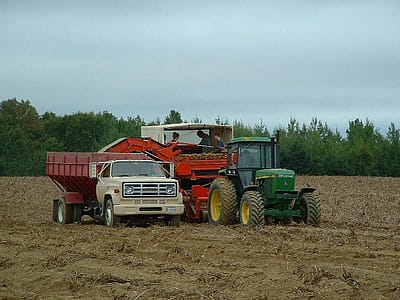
[165, 215, 181, 227]
[73, 204, 83, 223]
[104, 199, 120, 227]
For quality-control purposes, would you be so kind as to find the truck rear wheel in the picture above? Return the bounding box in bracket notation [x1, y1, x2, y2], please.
[56, 199, 73, 224]
[240, 190, 265, 225]
[208, 177, 237, 225]
[104, 199, 120, 227]
[298, 193, 321, 226]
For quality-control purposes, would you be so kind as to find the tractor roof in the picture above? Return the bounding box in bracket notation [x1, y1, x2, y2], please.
[229, 136, 272, 144]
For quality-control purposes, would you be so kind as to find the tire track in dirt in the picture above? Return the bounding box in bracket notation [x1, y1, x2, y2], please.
[0, 176, 399, 299]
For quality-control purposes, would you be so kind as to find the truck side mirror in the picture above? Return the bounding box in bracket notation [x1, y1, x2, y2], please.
[169, 162, 175, 178]
[89, 162, 98, 179]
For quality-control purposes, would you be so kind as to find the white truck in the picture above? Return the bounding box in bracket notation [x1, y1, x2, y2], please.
[46, 152, 184, 227]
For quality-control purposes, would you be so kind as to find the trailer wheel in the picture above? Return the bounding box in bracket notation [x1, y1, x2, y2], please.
[73, 204, 83, 223]
[52, 199, 59, 222]
[56, 198, 73, 224]
[104, 199, 120, 227]
[208, 177, 237, 225]
[298, 193, 321, 226]
[240, 191, 265, 225]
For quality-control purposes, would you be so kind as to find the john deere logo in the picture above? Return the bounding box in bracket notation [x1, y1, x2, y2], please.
[283, 181, 288, 187]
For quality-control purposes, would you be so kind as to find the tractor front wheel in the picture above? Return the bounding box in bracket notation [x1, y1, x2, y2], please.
[240, 190, 265, 225]
[208, 177, 237, 225]
[298, 193, 321, 226]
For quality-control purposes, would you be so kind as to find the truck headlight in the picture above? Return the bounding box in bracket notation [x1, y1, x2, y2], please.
[166, 185, 176, 195]
[125, 185, 135, 195]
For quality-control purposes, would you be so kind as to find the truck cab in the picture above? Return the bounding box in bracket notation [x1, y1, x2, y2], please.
[92, 159, 184, 227]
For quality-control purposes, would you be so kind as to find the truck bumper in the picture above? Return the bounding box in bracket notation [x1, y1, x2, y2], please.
[113, 204, 184, 216]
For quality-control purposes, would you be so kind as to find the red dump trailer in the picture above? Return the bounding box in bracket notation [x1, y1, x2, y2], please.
[47, 152, 184, 226]
[47, 152, 149, 202]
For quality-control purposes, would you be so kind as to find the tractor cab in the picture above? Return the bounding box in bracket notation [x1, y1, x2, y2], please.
[226, 136, 281, 189]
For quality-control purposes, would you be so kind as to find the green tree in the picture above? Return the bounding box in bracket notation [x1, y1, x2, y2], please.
[191, 116, 202, 123]
[164, 110, 183, 124]
[0, 98, 44, 175]
[41, 112, 66, 151]
[0, 98, 43, 137]
[253, 119, 270, 137]
[322, 129, 347, 175]
[148, 117, 161, 125]
[381, 123, 400, 176]
[344, 118, 382, 175]
[233, 120, 253, 137]
[215, 116, 229, 125]
[279, 118, 310, 173]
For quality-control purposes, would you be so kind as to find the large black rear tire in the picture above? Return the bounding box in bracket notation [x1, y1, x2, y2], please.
[298, 193, 321, 226]
[240, 190, 265, 225]
[208, 177, 238, 225]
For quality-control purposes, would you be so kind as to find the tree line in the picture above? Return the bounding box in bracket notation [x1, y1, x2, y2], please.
[1, 98, 399, 177]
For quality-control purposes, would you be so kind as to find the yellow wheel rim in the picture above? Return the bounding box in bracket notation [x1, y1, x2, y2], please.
[241, 201, 250, 224]
[210, 190, 222, 221]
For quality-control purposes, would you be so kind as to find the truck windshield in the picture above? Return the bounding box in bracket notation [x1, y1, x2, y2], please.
[111, 161, 165, 177]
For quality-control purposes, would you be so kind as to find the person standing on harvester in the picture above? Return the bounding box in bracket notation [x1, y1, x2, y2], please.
[214, 133, 225, 152]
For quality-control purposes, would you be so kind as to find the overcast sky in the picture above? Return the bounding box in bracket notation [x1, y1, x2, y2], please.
[1, 1, 399, 133]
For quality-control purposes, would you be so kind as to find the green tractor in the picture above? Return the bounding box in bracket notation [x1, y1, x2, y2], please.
[207, 136, 321, 226]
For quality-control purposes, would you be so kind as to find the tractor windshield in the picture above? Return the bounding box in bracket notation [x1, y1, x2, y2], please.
[238, 144, 272, 169]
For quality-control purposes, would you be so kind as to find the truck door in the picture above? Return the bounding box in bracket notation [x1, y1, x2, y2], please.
[96, 163, 112, 202]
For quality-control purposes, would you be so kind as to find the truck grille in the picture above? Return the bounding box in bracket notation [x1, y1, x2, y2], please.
[123, 182, 177, 198]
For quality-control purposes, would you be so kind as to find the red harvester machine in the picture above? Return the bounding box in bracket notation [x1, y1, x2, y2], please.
[100, 123, 233, 222]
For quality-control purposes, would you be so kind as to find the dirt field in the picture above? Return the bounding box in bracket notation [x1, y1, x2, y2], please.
[0, 176, 399, 299]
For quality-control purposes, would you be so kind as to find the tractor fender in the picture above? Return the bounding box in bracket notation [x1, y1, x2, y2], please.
[298, 187, 316, 197]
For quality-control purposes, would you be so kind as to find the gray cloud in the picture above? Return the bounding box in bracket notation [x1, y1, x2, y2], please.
[1, 1, 399, 133]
